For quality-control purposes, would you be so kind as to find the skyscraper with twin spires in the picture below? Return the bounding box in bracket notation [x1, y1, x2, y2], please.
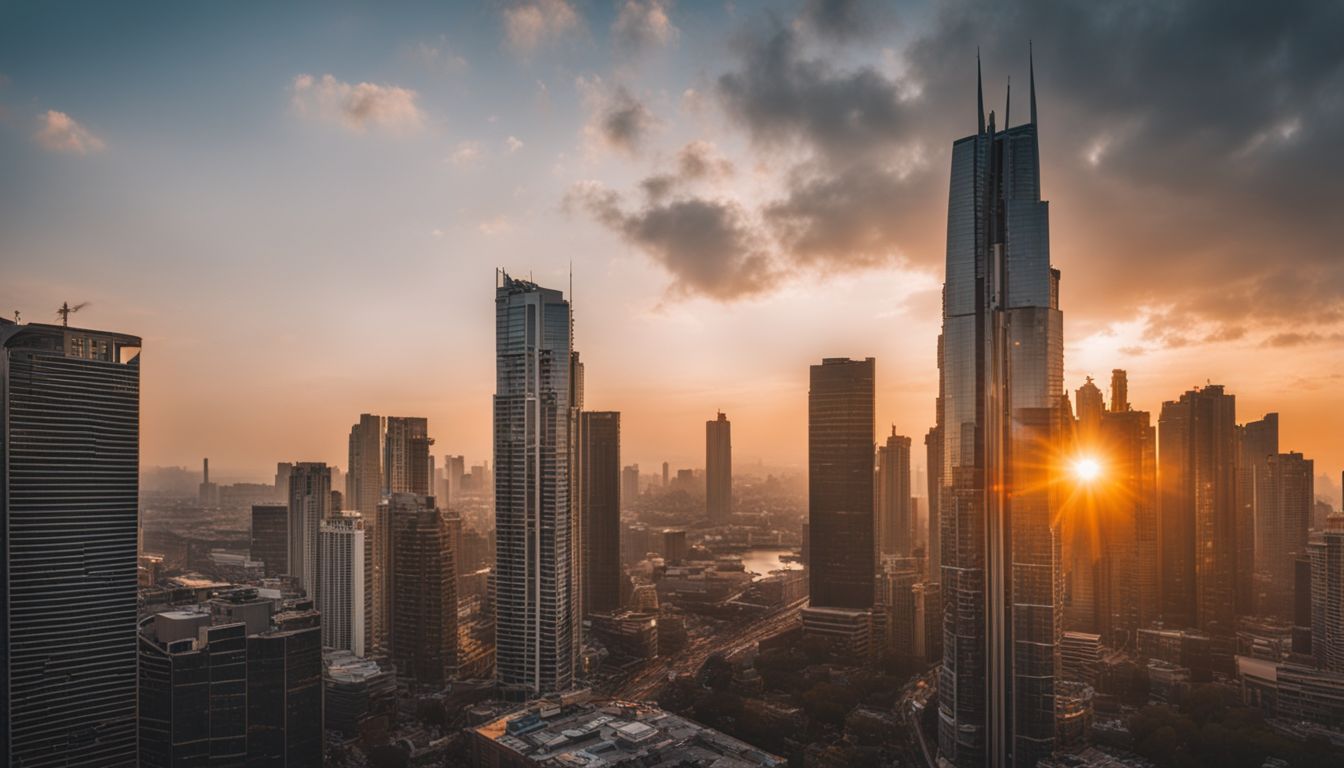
[936, 50, 1064, 768]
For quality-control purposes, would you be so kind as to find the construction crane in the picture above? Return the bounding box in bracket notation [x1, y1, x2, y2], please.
[57, 301, 89, 327]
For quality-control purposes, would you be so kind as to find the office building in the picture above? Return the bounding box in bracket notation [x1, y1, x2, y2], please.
[706, 411, 732, 522]
[1265, 452, 1314, 614]
[251, 503, 289, 578]
[287, 462, 331, 604]
[808, 357, 875, 610]
[246, 607, 322, 767]
[580, 411, 621, 615]
[2, 320, 141, 767]
[1239, 413, 1278, 612]
[1159, 385, 1238, 634]
[935, 53, 1064, 767]
[138, 612, 247, 766]
[384, 416, 429, 495]
[494, 272, 577, 695]
[1097, 397, 1157, 642]
[876, 428, 914, 559]
[320, 515, 366, 656]
[390, 495, 457, 687]
[1308, 518, 1344, 671]
[621, 464, 640, 507]
[925, 423, 942, 582]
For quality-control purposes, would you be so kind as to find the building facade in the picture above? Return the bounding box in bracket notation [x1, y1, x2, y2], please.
[580, 411, 621, 615]
[287, 462, 331, 604]
[876, 428, 914, 559]
[935, 54, 1064, 767]
[1, 320, 142, 767]
[390, 495, 458, 687]
[706, 411, 732, 523]
[494, 272, 577, 695]
[809, 357, 876, 610]
[251, 503, 289, 578]
[320, 515, 366, 657]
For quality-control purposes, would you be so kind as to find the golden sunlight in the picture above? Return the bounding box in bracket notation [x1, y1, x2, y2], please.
[1071, 456, 1102, 483]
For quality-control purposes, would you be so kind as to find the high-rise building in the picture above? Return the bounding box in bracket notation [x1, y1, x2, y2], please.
[287, 462, 331, 604]
[568, 351, 585, 657]
[1265, 452, 1314, 615]
[662, 461, 670, 488]
[1097, 399, 1158, 643]
[621, 464, 640, 507]
[925, 422, 943, 582]
[2, 320, 141, 767]
[384, 416, 429, 495]
[580, 411, 621, 615]
[1308, 519, 1344, 671]
[493, 271, 576, 695]
[347, 414, 384, 516]
[935, 53, 1064, 768]
[246, 607, 322, 767]
[876, 428, 914, 559]
[1109, 369, 1128, 413]
[390, 494, 457, 687]
[1239, 413, 1277, 612]
[198, 457, 219, 507]
[1158, 385, 1238, 634]
[706, 411, 732, 522]
[320, 515, 366, 657]
[808, 357, 875, 610]
[444, 454, 466, 506]
[138, 613, 247, 766]
[275, 462, 294, 497]
[1065, 378, 1105, 634]
[251, 503, 289, 578]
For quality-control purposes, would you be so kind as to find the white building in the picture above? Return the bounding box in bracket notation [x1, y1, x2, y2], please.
[320, 515, 366, 657]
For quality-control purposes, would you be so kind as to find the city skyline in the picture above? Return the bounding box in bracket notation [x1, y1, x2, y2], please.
[3, 1, 1343, 486]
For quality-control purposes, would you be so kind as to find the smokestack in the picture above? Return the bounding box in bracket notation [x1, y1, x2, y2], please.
[203, 457, 209, 484]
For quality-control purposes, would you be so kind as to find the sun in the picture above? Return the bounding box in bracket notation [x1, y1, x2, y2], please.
[1072, 456, 1102, 483]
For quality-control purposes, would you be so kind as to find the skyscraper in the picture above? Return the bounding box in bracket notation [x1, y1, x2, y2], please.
[1308, 518, 1344, 672]
[1158, 385, 1238, 635]
[926, 422, 943, 582]
[1238, 413, 1277, 613]
[808, 357, 875, 610]
[347, 414, 384, 516]
[1065, 377, 1105, 634]
[876, 428, 914, 559]
[1266, 452, 1314, 614]
[320, 515, 366, 657]
[2, 320, 141, 767]
[390, 495, 458, 687]
[385, 416, 430, 495]
[936, 52, 1064, 768]
[251, 503, 289, 578]
[581, 411, 622, 615]
[1097, 395, 1158, 642]
[494, 271, 576, 695]
[706, 411, 732, 523]
[246, 607, 322, 767]
[287, 462, 331, 604]
[138, 614, 247, 766]
[621, 464, 640, 507]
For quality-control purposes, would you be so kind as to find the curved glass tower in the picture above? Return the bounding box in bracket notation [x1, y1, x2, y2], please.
[936, 51, 1064, 768]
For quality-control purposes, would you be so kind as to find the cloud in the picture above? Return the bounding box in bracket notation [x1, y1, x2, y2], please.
[568, 182, 780, 300]
[448, 141, 482, 166]
[580, 79, 656, 154]
[505, 135, 525, 153]
[291, 74, 423, 134]
[798, 0, 897, 42]
[408, 40, 468, 74]
[1262, 331, 1344, 348]
[503, 0, 580, 52]
[641, 140, 735, 200]
[613, 0, 679, 56]
[33, 110, 104, 154]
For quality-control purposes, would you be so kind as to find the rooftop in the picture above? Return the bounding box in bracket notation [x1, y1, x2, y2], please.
[472, 698, 783, 767]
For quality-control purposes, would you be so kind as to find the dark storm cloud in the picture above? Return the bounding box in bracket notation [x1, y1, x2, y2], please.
[600, 85, 655, 153]
[568, 183, 780, 300]
[640, 140, 735, 201]
[798, 0, 897, 42]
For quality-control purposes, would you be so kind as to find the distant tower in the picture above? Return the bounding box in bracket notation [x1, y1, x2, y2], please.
[875, 428, 914, 559]
[384, 417, 430, 495]
[706, 412, 733, 523]
[808, 357, 876, 609]
[662, 461, 670, 488]
[493, 272, 576, 695]
[2, 321, 142, 766]
[287, 463, 332, 604]
[1110, 369, 1129, 412]
[581, 412, 622, 615]
[251, 504, 289, 577]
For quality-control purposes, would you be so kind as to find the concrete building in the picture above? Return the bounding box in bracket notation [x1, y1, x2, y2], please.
[319, 515, 366, 657]
[287, 462, 331, 604]
[707, 411, 733, 522]
[384, 416, 430, 496]
[391, 495, 458, 687]
[251, 503, 289, 578]
[246, 607, 322, 767]
[2, 320, 142, 767]
[580, 411, 622, 615]
[875, 428, 914, 561]
[808, 357, 875, 610]
[1308, 518, 1344, 671]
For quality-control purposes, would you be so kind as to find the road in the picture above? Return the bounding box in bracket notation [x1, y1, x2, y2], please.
[607, 598, 807, 701]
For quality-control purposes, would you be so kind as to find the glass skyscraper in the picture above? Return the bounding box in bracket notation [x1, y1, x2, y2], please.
[494, 271, 576, 696]
[1, 320, 142, 766]
[936, 52, 1064, 768]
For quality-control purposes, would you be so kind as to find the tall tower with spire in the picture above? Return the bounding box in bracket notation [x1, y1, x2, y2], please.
[936, 46, 1063, 768]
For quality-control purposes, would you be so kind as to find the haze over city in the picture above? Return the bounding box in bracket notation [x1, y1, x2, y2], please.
[3, 0, 1342, 489]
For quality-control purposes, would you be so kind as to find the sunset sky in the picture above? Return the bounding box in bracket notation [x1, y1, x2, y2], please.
[2, 1, 1341, 500]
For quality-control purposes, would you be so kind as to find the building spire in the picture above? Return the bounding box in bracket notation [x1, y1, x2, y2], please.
[1029, 40, 1037, 126]
[1004, 76, 1011, 129]
[977, 48, 986, 134]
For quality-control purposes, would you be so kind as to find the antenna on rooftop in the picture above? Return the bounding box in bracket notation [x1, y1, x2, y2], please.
[57, 301, 89, 327]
